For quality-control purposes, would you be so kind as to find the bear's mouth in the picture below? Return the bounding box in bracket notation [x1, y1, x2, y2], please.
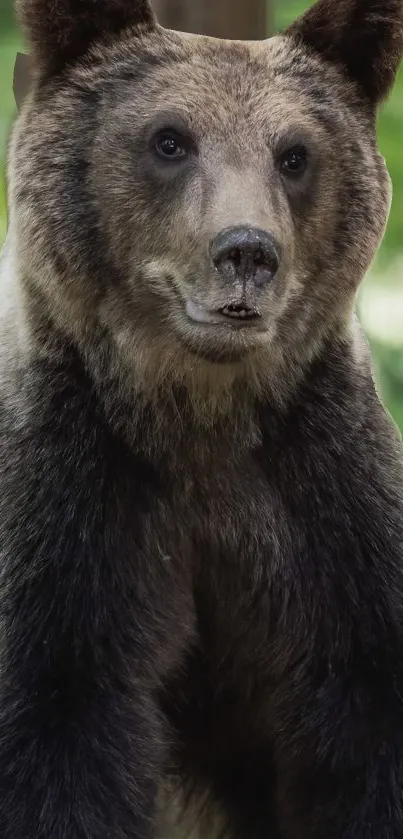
[186, 299, 262, 327]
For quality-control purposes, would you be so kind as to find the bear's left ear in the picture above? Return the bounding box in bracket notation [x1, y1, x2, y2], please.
[15, 0, 157, 78]
[285, 0, 403, 105]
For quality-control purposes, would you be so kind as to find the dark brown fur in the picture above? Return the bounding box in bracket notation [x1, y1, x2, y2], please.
[1, 1, 403, 838]
[288, 0, 403, 102]
[16, 0, 155, 75]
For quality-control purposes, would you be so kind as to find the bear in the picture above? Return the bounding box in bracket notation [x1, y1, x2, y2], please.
[1, 0, 403, 836]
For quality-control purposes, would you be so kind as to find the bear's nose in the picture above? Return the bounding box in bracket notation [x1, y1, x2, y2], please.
[210, 226, 280, 288]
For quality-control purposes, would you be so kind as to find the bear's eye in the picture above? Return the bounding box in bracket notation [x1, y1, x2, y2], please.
[279, 145, 308, 177]
[155, 131, 188, 161]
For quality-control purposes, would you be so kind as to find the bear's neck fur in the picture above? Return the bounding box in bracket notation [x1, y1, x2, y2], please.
[0, 233, 368, 472]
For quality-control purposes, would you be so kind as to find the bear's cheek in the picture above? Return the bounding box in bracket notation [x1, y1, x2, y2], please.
[283, 148, 389, 304]
[329, 164, 391, 290]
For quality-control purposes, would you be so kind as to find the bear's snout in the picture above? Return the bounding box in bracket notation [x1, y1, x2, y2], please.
[209, 226, 281, 289]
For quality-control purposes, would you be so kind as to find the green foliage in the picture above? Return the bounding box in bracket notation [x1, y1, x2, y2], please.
[378, 91, 403, 264]
[0, 35, 19, 244]
[0, 3, 15, 32]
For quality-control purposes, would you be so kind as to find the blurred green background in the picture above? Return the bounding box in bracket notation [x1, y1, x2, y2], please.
[1, 0, 402, 430]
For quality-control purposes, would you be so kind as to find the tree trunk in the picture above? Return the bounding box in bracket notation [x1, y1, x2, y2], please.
[152, 0, 271, 40]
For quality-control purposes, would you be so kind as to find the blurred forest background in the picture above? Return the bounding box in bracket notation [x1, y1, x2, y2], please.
[0, 0, 402, 430]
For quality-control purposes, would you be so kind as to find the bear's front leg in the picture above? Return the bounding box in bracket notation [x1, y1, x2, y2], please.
[272, 645, 403, 838]
[0, 370, 193, 839]
[247, 359, 403, 839]
[266, 479, 403, 839]
[0, 674, 165, 839]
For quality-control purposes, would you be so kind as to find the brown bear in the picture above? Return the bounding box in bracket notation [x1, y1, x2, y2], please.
[1, 0, 403, 837]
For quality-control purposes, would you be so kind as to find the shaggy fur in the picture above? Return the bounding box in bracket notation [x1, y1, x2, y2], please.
[1, 0, 403, 837]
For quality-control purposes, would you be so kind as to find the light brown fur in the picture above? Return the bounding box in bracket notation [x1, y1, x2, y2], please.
[5, 28, 391, 440]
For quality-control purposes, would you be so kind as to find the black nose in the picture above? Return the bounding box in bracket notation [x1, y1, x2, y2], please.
[210, 226, 280, 288]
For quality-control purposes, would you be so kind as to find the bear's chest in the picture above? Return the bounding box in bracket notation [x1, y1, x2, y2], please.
[155, 456, 291, 732]
[152, 450, 288, 582]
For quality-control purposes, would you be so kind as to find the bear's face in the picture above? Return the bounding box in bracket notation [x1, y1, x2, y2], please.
[85, 32, 392, 366]
[9, 0, 403, 397]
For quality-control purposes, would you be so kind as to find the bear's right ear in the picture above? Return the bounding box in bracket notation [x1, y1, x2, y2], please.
[15, 0, 157, 78]
[285, 0, 403, 106]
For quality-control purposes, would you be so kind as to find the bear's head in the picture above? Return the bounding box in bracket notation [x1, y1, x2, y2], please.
[8, 0, 403, 412]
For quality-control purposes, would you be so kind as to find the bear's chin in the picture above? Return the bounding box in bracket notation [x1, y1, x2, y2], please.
[171, 314, 271, 365]
[177, 335, 258, 365]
